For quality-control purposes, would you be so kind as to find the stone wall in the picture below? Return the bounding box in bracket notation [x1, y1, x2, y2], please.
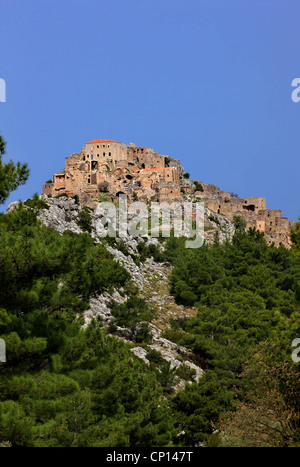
[195, 180, 294, 247]
[43, 139, 182, 205]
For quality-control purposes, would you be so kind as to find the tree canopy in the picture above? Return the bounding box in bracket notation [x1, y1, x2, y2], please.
[0, 134, 29, 205]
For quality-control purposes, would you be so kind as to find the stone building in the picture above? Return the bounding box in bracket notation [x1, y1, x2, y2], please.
[43, 139, 181, 205]
[197, 182, 294, 247]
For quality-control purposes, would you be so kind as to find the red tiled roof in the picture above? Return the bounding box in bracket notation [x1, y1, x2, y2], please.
[86, 139, 121, 144]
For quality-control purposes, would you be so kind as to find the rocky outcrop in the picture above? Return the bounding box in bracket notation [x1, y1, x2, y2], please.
[37, 196, 82, 234]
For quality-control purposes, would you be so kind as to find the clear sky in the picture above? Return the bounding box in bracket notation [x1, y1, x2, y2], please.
[0, 0, 299, 220]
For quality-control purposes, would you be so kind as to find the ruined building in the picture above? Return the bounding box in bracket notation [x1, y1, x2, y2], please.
[43, 139, 181, 204]
[197, 182, 294, 248]
[43, 139, 294, 248]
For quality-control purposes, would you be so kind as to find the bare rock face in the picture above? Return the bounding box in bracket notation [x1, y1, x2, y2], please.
[6, 201, 20, 213]
[204, 207, 236, 244]
[131, 347, 150, 366]
[38, 197, 82, 234]
[83, 289, 127, 329]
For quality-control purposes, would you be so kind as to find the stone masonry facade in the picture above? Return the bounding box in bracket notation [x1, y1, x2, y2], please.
[43, 139, 294, 248]
[196, 182, 294, 248]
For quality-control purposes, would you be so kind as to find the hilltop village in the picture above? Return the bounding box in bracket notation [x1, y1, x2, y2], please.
[43, 139, 294, 247]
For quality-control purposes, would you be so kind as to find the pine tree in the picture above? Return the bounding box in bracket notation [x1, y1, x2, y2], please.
[0, 134, 30, 204]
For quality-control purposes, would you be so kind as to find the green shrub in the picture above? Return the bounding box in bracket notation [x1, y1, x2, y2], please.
[147, 349, 165, 366]
[110, 297, 154, 329]
[135, 322, 152, 343]
[194, 181, 204, 192]
[208, 214, 220, 225]
[175, 364, 196, 381]
[136, 241, 165, 262]
[24, 193, 49, 210]
[233, 215, 246, 231]
[179, 290, 198, 306]
[72, 194, 80, 205]
[77, 207, 92, 233]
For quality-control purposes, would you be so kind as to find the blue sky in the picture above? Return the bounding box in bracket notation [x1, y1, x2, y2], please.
[0, 0, 299, 220]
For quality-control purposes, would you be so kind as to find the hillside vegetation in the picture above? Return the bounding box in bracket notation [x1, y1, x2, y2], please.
[0, 134, 299, 447]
